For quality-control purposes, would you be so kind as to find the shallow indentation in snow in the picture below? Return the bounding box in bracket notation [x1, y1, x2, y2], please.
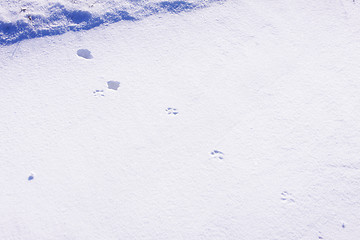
[77, 49, 93, 59]
[107, 81, 120, 90]
[28, 172, 35, 181]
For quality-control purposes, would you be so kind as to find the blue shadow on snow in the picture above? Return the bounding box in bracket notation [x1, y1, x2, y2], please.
[0, 1, 202, 45]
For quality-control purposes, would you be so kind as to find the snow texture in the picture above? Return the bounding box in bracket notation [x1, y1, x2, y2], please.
[0, 0, 221, 45]
[1, 0, 360, 239]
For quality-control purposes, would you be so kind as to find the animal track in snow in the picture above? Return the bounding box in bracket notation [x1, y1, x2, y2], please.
[107, 81, 120, 90]
[166, 108, 179, 115]
[77, 49, 93, 59]
[93, 90, 104, 97]
[210, 150, 224, 160]
[281, 191, 295, 203]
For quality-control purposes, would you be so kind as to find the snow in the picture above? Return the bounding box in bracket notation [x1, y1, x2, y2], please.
[0, 0, 220, 45]
[1, 0, 360, 239]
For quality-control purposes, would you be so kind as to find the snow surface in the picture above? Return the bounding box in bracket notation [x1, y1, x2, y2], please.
[1, 0, 360, 239]
[0, 0, 220, 45]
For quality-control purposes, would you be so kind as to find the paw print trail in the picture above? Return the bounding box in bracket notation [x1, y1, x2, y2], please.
[166, 108, 179, 115]
[210, 150, 224, 160]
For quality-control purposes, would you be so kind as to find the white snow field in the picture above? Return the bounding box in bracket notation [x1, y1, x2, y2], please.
[1, 0, 360, 239]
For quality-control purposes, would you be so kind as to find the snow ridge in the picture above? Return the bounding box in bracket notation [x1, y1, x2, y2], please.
[0, 0, 221, 45]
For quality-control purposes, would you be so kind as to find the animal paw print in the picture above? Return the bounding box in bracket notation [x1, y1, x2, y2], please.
[93, 90, 104, 97]
[166, 107, 179, 115]
[210, 150, 224, 160]
[281, 191, 295, 203]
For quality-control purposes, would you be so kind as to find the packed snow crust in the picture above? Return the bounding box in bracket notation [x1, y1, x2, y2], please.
[0, 0, 221, 45]
[1, 0, 360, 239]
